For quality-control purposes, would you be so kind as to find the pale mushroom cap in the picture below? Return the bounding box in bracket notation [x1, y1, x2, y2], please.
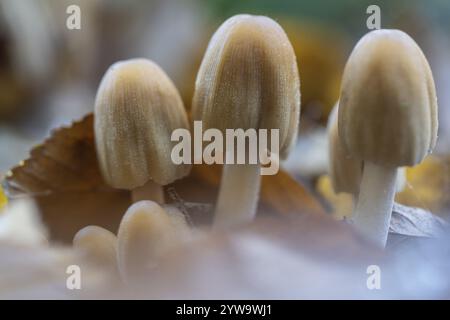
[192, 14, 301, 159]
[95, 58, 191, 189]
[328, 104, 362, 194]
[73, 226, 117, 267]
[117, 201, 187, 283]
[338, 29, 438, 166]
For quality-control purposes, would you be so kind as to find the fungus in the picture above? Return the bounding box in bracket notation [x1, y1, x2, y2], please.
[338, 29, 438, 247]
[192, 14, 300, 228]
[94, 58, 191, 204]
[117, 200, 190, 285]
[73, 225, 117, 269]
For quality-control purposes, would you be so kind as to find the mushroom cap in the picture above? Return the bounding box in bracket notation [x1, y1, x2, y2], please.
[73, 225, 117, 267]
[95, 58, 191, 189]
[328, 103, 362, 195]
[192, 14, 300, 159]
[117, 201, 186, 283]
[338, 29, 438, 167]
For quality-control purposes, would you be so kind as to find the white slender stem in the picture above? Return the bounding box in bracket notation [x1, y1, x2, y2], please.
[213, 163, 261, 229]
[131, 180, 164, 204]
[352, 161, 397, 248]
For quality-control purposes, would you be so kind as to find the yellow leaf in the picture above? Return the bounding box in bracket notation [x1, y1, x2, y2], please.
[396, 155, 448, 216]
[0, 184, 7, 211]
[316, 175, 353, 220]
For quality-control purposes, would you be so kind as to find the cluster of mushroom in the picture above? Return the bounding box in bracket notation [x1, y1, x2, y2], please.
[72, 14, 301, 284]
[328, 29, 438, 247]
[72, 15, 439, 283]
[73, 200, 191, 285]
[94, 15, 300, 229]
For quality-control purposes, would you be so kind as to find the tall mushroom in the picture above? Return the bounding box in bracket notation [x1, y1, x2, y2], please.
[338, 30, 438, 247]
[95, 58, 191, 204]
[192, 14, 300, 228]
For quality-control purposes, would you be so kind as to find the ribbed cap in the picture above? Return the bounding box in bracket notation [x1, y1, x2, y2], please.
[192, 14, 300, 159]
[339, 29, 438, 166]
[95, 59, 191, 189]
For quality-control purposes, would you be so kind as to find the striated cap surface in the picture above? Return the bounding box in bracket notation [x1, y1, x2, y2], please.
[338, 29, 438, 166]
[95, 59, 191, 189]
[192, 14, 300, 159]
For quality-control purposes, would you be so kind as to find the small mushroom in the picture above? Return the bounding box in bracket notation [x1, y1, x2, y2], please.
[338, 29, 438, 247]
[117, 200, 190, 285]
[94, 58, 191, 204]
[73, 225, 118, 269]
[192, 14, 300, 228]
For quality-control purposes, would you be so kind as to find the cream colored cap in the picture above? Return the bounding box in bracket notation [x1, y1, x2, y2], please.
[338, 29, 438, 166]
[73, 225, 117, 268]
[117, 201, 188, 283]
[95, 59, 191, 189]
[192, 14, 300, 159]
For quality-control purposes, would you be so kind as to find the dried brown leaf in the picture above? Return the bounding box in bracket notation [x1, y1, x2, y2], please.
[4, 114, 106, 195]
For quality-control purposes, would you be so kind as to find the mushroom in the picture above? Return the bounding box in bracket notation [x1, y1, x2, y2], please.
[94, 58, 191, 204]
[73, 225, 118, 269]
[192, 14, 300, 228]
[338, 29, 438, 247]
[117, 200, 190, 285]
[327, 103, 363, 198]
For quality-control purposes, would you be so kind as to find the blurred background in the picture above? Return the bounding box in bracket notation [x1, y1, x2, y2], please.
[1, 0, 450, 217]
[1, 1, 450, 299]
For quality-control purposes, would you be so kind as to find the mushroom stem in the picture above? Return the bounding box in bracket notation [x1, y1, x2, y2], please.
[213, 163, 261, 228]
[131, 180, 164, 204]
[352, 161, 397, 247]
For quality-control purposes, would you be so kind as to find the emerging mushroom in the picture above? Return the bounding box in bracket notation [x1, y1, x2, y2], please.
[117, 200, 190, 285]
[94, 58, 191, 204]
[327, 103, 363, 198]
[73, 225, 118, 270]
[192, 14, 300, 228]
[338, 29, 438, 247]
